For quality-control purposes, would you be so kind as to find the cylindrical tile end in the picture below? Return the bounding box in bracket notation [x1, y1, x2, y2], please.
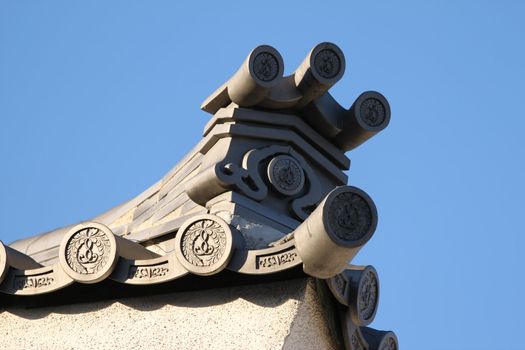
[59, 222, 119, 284]
[294, 186, 378, 278]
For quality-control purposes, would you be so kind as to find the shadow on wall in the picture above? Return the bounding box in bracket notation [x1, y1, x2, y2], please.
[1, 272, 308, 320]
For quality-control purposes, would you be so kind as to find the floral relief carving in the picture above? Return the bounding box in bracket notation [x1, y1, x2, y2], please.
[359, 269, 379, 322]
[65, 227, 112, 275]
[328, 192, 373, 242]
[252, 52, 279, 82]
[267, 155, 305, 196]
[351, 330, 366, 350]
[314, 49, 341, 79]
[181, 219, 227, 268]
[360, 97, 386, 127]
[380, 337, 397, 350]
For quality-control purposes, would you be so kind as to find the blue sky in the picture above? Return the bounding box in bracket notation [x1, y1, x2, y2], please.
[1, 1, 524, 348]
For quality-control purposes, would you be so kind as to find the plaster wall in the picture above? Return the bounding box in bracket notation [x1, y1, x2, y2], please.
[0, 278, 336, 350]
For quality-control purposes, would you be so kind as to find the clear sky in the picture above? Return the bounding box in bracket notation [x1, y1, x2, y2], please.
[1, 1, 524, 348]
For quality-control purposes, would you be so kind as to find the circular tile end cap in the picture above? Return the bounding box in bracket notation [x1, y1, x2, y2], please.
[248, 45, 284, 87]
[322, 186, 378, 248]
[59, 222, 119, 284]
[175, 214, 234, 276]
[355, 265, 380, 326]
[354, 91, 391, 132]
[267, 155, 305, 196]
[378, 331, 398, 350]
[309, 42, 346, 84]
[0, 241, 7, 283]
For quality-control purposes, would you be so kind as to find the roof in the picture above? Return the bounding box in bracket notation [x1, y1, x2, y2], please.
[0, 42, 397, 349]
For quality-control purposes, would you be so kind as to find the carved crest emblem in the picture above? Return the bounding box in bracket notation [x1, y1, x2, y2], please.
[175, 215, 234, 276]
[65, 227, 112, 275]
[358, 269, 379, 322]
[328, 191, 374, 243]
[59, 222, 118, 283]
[267, 155, 305, 196]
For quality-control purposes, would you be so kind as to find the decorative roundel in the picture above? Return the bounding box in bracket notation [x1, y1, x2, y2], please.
[252, 51, 280, 82]
[360, 97, 387, 127]
[379, 332, 398, 350]
[59, 222, 118, 284]
[357, 266, 380, 324]
[326, 187, 377, 245]
[0, 241, 7, 283]
[267, 155, 305, 196]
[174, 214, 234, 276]
[314, 48, 342, 79]
[350, 330, 366, 350]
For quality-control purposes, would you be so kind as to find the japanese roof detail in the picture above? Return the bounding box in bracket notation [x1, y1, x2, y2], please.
[1, 43, 397, 350]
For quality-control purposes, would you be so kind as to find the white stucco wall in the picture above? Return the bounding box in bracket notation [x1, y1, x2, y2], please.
[0, 278, 336, 350]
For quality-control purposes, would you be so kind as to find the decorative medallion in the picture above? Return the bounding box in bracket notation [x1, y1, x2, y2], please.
[314, 49, 341, 79]
[328, 191, 374, 243]
[59, 222, 118, 283]
[380, 335, 398, 350]
[267, 155, 305, 196]
[351, 330, 366, 350]
[175, 214, 234, 276]
[360, 97, 386, 127]
[0, 242, 7, 283]
[65, 227, 111, 275]
[252, 51, 279, 82]
[181, 220, 226, 267]
[358, 268, 379, 322]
